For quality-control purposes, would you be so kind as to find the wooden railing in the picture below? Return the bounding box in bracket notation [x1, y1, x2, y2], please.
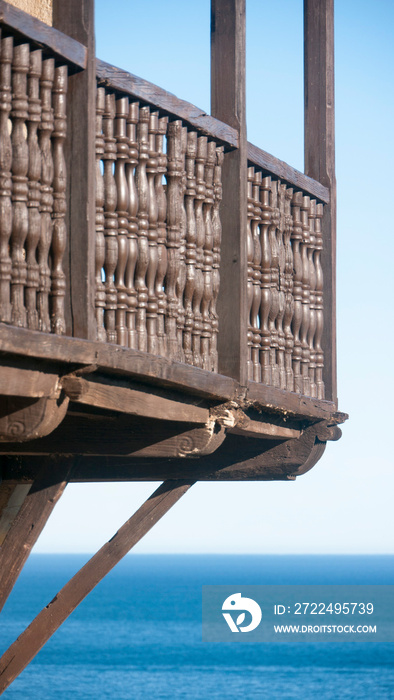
[0, 1, 334, 401]
[0, 30, 68, 335]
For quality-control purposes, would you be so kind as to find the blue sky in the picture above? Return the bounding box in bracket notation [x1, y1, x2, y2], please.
[36, 0, 394, 554]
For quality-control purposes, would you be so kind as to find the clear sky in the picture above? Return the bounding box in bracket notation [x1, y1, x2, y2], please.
[35, 0, 394, 554]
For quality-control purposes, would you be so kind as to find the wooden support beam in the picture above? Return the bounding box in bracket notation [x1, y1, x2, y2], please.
[0, 479, 194, 693]
[61, 376, 210, 424]
[211, 0, 248, 384]
[0, 458, 73, 613]
[52, 0, 96, 339]
[304, 0, 337, 404]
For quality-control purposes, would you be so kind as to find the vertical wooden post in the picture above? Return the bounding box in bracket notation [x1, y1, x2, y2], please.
[52, 0, 96, 339]
[211, 0, 248, 384]
[304, 0, 337, 404]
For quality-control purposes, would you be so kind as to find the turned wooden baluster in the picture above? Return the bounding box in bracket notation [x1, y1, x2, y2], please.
[268, 180, 280, 387]
[94, 87, 106, 341]
[10, 43, 29, 327]
[307, 198, 317, 397]
[283, 186, 294, 391]
[0, 35, 13, 323]
[134, 106, 150, 352]
[146, 111, 160, 354]
[155, 116, 168, 357]
[183, 130, 197, 365]
[165, 120, 184, 361]
[210, 146, 223, 373]
[125, 101, 139, 350]
[314, 202, 325, 399]
[201, 140, 215, 370]
[114, 96, 129, 346]
[175, 127, 187, 363]
[276, 183, 287, 389]
[300, 195, 311, 395]
[250, 170, 262, 382]
[25, 49, 42, 330]
[102, 92, 118, 343]
[191, 135, 207, 368]
[38, 58, 54, 332]
[246, 166, 254, 379]
[51, 65, 67, 335]
[259, 176, 272, 385]
[291, 191, 303, 393]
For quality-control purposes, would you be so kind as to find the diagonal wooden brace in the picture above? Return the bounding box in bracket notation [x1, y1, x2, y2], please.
[0, 479, 194, 694]
[0, 457, 73, 613]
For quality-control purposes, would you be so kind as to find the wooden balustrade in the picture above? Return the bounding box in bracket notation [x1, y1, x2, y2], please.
[0, 29, 68, 335]
[95, 86, 224, 372]
[246, 165, 325, 399]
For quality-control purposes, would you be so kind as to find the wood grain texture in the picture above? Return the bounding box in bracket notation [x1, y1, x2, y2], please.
[211, 0, 248, 384]
[0, 394, 69, 441]
[61, 376, 210, 424]
[0, 479, 193, 694]
[0, 0, 86, 67]
[0, 364, 59, 396]
[247, 142, 329, 203]
[53, 0, 96, 339]
[96, 59, 238, 149]
[0, 458, 72, 613]
[304, 0, 336, 403]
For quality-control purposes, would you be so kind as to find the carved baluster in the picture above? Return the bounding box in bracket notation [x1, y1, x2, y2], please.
[145, 111, 160, 354]
[307, 199, 317, 397]
[315, 202, 325, 399]
[50, 64, 67, 335]
[183, 130, 197, 365]
[25, 49, 42, 330]
[175, 127, 187, 362]
[268, 180, 280, 387]
[114, 96, 129, 346]
[246, 166, 254, 379]
[10, 43, 29, 327]
[250, 170, 262, 382]
[102, 92, 118, 343]
[134, 106, 150, 352]
[192, 135, 207, 367]
[291, 191, 303, 392]
[95, 87, 106, 341]
[300, 195, 311, 395]
[210, 146, 223, 373]
[200, 140, 215, 370]
[155, 116, 168, 357]
[283, 186, 294, 391]
[259, 176, 272, 385]
[38, 58, 54, 332]
[165, 120, 184, 361]
[276, 183, 287, 389]
[125, 101, 139, 349]
[0, 35, 13, 323]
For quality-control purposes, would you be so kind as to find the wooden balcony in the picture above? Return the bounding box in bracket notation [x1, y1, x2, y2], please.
[0, 0, 346, 485]
[0, 0, 348, 690]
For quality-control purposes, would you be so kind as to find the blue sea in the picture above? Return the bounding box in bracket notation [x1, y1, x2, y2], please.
[1, 555, 394, 699]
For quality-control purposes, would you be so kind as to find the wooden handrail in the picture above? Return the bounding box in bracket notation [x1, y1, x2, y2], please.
[0, 0, 86, 68]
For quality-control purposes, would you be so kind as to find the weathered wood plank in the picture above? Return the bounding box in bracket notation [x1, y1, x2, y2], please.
[0, 395, 69, 442]
[0, 324, 238, 400]
[0, 482, 31, 544]
[96, 59, 238, 149]
[246, 379, 343, 421]
[247, 142, 329, 203]
[53, 0, 96, 339]
[0, 365, 59, 397]
[0, 0, 86, 68]
[61, 376, 210, 424]
[211, 0, 248, 383]
[0, 479, 193, 693]
[304, 0, 337, 403]
[228, 414, 301, 440]
[0, 458, 72, 613]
